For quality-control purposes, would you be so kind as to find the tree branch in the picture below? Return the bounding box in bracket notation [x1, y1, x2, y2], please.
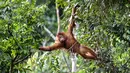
[56, 3, 61, 34]
[14, 52, 32, 65]
[43, 25, 55, 40]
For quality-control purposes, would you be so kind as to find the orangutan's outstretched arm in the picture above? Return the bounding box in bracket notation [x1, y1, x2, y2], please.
[39, 42, 63, 51]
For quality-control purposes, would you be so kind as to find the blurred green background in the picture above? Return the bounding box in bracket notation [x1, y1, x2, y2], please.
[0, 0, 130, 73]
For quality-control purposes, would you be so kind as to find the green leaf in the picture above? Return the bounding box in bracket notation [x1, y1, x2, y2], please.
[11, 50, 16, 58]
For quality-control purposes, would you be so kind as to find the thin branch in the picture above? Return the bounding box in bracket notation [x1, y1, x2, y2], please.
[62, 52, 71, 72]
[14, 52, 32, 65]
[12, 54, 18, 62]
[56, 3, 61, 34]
[71, 53, 77, 72]
[43, 25, 55, 40]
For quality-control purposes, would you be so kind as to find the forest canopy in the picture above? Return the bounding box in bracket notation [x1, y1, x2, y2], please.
[0, 0, 130, 73]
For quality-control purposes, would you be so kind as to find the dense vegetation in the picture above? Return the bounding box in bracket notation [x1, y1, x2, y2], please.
[0, 0, 129, 73]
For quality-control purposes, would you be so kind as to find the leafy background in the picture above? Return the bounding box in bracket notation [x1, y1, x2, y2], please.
[0, 0, 130, 73]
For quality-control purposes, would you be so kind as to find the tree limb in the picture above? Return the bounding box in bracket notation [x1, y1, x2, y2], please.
[56, 3, 61, 34]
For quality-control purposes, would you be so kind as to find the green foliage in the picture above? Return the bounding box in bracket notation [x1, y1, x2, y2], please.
[0, 0, 130, 73]
[0, 0, 51, 73]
